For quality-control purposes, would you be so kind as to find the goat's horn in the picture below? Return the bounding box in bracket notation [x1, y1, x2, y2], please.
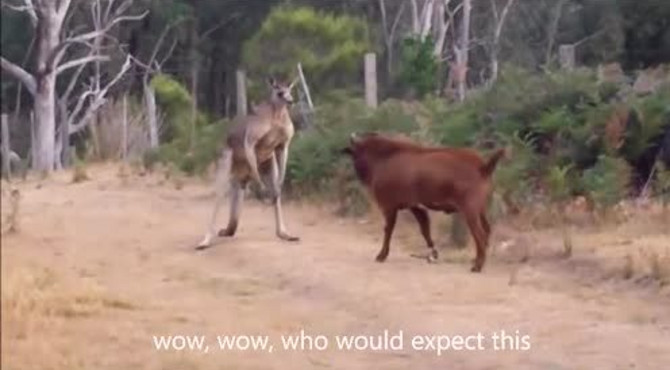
[350, 132, 358, 141]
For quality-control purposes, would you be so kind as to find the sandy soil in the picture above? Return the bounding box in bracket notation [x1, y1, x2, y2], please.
[2, 164, 670, 370]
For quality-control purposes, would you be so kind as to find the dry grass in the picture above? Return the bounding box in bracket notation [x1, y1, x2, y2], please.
[2, 164, 670, 370]
[71, 162, 90, 183]
[1, 185, 20, 234]
[1, 264, 138, 370]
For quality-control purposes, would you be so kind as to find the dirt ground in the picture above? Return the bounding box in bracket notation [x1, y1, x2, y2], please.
[2, 164, 670, 370]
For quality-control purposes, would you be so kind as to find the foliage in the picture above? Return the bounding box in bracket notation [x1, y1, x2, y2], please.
[622, 86, 670, 161]
[398, 36, 439, 98]
[150, 74, 229, 175]
[545, 164, 573, 206]
[242, 6, 370, 99]
[653, 161, 670, 207]
[581, 155, 631, 211]
[151, 74, 192, 142]
[492, 132, 538, 210]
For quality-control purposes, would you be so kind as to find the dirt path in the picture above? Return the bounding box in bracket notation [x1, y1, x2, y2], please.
[2, 165, 670, 370]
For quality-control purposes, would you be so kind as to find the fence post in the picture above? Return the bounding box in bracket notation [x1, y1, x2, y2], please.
[1, 114, 10, 180]
[236, 69, 248, 117]
[365, 53, 378, 108]
[559, 44, 575, 70]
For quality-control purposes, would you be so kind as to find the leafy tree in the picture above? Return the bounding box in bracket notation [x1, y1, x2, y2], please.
[242, 6, 370, 98]
[398, 35, 439, 98]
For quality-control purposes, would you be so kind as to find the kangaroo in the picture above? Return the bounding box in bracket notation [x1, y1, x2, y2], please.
[196, 77, 299, 249]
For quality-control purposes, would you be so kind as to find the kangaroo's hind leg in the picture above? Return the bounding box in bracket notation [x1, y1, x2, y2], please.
[218, 180, 245, 237]
[261, 154, 299, 242]
[196, 149, 233, 250]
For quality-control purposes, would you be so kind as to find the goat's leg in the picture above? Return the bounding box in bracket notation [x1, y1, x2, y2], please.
[464, 212, 488, 272]
[410, 207, 438, 262]
[218, 181, 244, 237]
[480, 213, 491, 240]
[264, 156, 299, 242]
[376, 209, 398, 262]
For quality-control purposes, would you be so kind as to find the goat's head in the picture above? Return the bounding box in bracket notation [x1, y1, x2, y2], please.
[341, 132, 375, 156]
[268, 76, 297, 106]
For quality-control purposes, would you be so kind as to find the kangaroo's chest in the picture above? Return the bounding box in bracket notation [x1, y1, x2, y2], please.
[256, 119, 294, 161]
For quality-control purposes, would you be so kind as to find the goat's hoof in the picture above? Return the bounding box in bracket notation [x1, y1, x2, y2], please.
[195, 243, 211, 251]
[375, 255, 388, 263]
[470, 265, 483, 273]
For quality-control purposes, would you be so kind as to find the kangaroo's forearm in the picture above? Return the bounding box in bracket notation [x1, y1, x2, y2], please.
[244, 142, 263, 184]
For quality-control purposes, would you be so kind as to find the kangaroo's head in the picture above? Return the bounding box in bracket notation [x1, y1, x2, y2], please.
[268, 76, 297, 106]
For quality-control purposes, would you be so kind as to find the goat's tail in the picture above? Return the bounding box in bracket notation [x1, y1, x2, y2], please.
[213, 147, 234, 198]
[481, 148, 507, 177]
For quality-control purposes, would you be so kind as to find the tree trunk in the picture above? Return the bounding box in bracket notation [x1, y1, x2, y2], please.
[58, 100, 70, 168]
[144, 80, 159, 148]
[34, 73, 57, 172]
[33, 8, 61, 173]
[1, 114, 10, 180]
[456, 0, 472, 102]
[236, 70, 247, 117]
[189, 19, 199, 151]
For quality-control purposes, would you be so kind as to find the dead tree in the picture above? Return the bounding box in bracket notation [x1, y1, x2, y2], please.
[488, 0, 517, 86]
[0, 0, 145, 172]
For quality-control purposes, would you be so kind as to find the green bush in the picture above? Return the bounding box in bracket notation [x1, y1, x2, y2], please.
[150, 74, 229, 175]
[399, 36, 439, 98]
[581, 155, 631, 211]
[151, 74, 192, 142]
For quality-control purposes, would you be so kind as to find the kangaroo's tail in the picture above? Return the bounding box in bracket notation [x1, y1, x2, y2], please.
[213, 147, 233, 198]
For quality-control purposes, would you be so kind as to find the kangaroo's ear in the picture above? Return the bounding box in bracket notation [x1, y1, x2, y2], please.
[267, 76, 277, 88]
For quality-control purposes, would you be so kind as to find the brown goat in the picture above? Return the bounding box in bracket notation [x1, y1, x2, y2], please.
[342, 132, 506, 272]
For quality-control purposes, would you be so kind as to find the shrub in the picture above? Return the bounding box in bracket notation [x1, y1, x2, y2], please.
[581, 155, 631, 211]
[151, 74, 192, 142]
[654, 161, 670, 209]
[398, 36, 439, 98]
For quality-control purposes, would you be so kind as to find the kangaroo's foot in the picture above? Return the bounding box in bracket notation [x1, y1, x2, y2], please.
[195, 235, 213, 251]
[427, 248, 439, 263]
[218, 228, 236, 237]
[277, 231, 300, 242]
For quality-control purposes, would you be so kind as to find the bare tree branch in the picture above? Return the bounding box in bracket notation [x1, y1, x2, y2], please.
[410, 0, 420, 34]
[55, 55, 109, 75]
[69, 56, 131, 134]
[419, 0, 435, 39]
[0, 56, 37, 95]
[545, 0, 568, 66]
